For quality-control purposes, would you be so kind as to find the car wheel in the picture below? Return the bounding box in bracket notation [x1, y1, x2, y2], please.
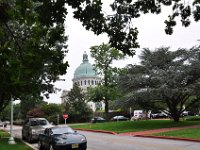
[38, 141, 44, 150]
[28, 135, 32, 143]
[21, 131, 25, 140]
[49, 144, 54, 150]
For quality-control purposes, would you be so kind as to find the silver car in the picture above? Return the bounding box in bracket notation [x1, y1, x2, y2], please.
[0, 119, 7, 127]
[22, 118, 53, 143]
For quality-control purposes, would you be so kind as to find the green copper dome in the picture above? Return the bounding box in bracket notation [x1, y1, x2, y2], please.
[74, 52, 97, 78]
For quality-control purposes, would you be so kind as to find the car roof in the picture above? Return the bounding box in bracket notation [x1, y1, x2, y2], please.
[29, 118, 47, 120]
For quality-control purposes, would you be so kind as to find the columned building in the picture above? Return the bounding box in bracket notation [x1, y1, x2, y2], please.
[61, 51, 103, 111]
[72, 51, 101, 92]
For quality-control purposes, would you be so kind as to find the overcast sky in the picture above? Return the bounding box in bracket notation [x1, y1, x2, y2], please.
[45, 1, 200, 104]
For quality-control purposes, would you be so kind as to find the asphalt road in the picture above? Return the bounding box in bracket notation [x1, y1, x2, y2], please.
[79, 130, 200, 150]
[3, 125, 200, 150]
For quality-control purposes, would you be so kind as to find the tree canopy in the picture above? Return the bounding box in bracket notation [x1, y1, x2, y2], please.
[118, 45, 200, 121]
[0, 0, 200, 111]
[88, 43, 124, 115]
[0, 0, 68, 110]
[64, 83, 92, 122]
[69, 0, 200, 56]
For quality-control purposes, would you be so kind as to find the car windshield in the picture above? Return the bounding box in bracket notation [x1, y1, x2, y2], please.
[52, 127, 74, 134]
[31, 119, 48, 126]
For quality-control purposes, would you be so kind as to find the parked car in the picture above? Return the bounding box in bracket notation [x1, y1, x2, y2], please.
[151, 112, 168, 119]
[0, 119, 7, 127]
[131, 114, 146, 121]
[38, 126, 87, 150]
[111, 116, 129, 121]
[91, 117, 106, 123]
[22, 118, 53, 143]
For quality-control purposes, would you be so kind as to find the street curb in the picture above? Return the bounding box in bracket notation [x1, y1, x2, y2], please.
[75, 128, 117, 135]
[134, 135, 200, 143]
[75, 128, 200, 143]
[21, 140, 38, 150]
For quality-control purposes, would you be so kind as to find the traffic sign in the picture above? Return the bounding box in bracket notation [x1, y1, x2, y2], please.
[63, 114, 68, 119]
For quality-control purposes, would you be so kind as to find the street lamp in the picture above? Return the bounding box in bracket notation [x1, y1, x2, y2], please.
[8, 98, 16, 144]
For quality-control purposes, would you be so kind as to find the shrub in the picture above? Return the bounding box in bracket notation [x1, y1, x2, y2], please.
[185, 116, 200, 121]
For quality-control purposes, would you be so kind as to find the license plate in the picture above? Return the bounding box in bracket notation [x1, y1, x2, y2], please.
[72, 144, 79, 149]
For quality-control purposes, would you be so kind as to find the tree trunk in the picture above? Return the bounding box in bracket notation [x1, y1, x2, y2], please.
[171, 111, 180, 122]
[104, 99, 109, 119]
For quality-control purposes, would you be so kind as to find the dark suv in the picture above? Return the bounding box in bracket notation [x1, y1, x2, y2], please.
[22, 118, 53, 143]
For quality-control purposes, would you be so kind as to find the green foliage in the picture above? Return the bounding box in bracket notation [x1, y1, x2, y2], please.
[118, 45, 200, 122]
[41, 103, 62, 117]
[0, 130, 10, 138]
[0, 103, 21, 121]
[185, 116, 200, 121]
[0, 0, 69, 111]
[40, 103, 62, 123]
[87, 85, 122, 103]
[64, 83, 93, 122]
[89, 43, 125, 114]
[70, 0, 200, 55]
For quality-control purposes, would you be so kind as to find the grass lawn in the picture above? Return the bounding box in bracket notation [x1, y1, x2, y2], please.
[0, 138, 33, 150]
[0, 130, 10, 138]
[154, 128, 200, 140]
[70, 120, 200, 133]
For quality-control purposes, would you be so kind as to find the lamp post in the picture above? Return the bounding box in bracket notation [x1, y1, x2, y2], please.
[8, 98, 16, 144]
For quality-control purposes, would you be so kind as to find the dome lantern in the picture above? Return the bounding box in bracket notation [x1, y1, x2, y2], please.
[83, 51, 89, 63]
[73, 51, 98, 79]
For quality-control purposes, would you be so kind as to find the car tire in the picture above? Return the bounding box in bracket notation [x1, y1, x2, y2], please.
[28, 135, 32, 143]
[22, 134, 26, 140]
[49, 144, 54, 150]
[38, 141, 44, 150]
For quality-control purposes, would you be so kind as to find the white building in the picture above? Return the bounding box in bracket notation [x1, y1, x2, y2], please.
[61, 51, 104, 111]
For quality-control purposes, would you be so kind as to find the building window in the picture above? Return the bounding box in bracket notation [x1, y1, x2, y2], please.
[88, 80, 90, 85]
[84, 80, 87, 85]
[81, 81, 82, 86]
[91, 80, 94, 85]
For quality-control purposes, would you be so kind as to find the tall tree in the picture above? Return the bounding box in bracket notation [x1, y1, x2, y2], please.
[118, 45, 200, 122]
[0, 0, 68, 110]
[65, 83, 92, 118]
[89, 43, 125, 116]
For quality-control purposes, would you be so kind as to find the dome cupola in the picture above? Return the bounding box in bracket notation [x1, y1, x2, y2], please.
[74, 51, 97, 79]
